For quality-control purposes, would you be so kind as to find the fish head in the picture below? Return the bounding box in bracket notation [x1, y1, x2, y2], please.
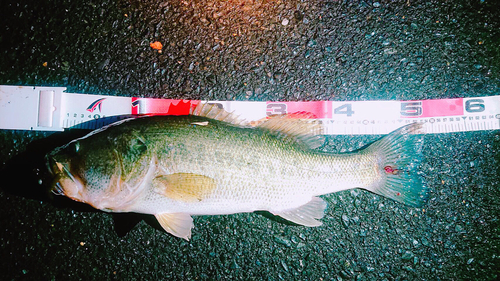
[47, 130, 151, 211]
[47, 137, 112, 207]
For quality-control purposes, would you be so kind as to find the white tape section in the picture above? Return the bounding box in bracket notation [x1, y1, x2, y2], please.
[0, 85, 498, 134]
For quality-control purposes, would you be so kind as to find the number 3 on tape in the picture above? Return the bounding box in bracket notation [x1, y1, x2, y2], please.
[266, 103, 287, 116]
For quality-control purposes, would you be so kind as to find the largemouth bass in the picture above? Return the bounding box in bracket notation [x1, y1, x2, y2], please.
[47, 104, 427, 240]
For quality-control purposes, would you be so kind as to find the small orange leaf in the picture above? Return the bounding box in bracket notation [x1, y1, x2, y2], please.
[150, 41, 163, 50]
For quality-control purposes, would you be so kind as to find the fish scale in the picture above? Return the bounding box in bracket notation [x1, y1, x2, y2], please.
[151, 129, 357, 212]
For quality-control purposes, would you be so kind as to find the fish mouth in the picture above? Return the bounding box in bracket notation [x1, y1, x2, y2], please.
[46, 156, 61, 193]
[47, 156, 84, 200]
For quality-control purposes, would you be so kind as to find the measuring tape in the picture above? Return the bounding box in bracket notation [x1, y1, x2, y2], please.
[0, 85, 498, 134]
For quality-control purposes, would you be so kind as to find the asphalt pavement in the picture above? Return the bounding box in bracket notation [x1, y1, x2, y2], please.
[0, 0, 499, 280]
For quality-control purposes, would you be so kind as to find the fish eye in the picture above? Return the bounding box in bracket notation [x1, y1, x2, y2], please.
[70, 141, 80, 153]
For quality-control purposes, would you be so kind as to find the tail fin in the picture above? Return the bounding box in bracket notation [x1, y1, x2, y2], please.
[364, 123, 428, 207]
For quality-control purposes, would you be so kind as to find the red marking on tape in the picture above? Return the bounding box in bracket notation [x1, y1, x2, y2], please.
[421, 98, 464, 117]
[130, 99, 198, 116]
[402, 98, 464, 118]
[266, 101, 326, 118]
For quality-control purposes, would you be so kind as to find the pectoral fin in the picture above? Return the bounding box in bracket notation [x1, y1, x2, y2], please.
[152, 173, 217, 202]
[155, 213, 194, 240]
[272, 197, 327, 227]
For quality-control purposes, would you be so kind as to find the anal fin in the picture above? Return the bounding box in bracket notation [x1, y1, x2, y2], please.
[272, 197, 327, 227]
[155, 213, 194, 240]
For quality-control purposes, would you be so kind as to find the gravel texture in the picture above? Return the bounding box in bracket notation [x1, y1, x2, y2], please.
[1, 0, 499, 280]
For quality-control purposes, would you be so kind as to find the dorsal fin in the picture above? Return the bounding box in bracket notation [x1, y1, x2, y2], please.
[257, 112, 325, 149]
[190, 104, 324, 149]
[190, 103, 245, 126]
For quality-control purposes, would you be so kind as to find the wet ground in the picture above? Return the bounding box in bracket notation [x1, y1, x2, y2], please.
[1, 0, 499, 280]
